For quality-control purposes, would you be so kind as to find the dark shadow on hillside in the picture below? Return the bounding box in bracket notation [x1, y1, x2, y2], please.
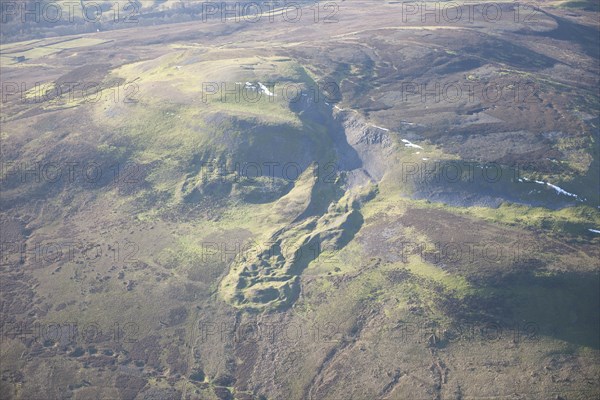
[444, 270, 600, 349]
[464, 37, 557, 71]
[409, 159, 598, 210]
[534, 10, 600, 60]
[290, 83, 363, 173]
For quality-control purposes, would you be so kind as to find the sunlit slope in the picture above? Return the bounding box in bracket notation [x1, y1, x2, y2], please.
[94, 51, 348, 207]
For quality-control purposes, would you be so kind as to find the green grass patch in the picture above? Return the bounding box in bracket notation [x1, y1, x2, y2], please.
[559, 0, 600, 11]
[456, 203, 600, 236]
[403, 256, 472, 297]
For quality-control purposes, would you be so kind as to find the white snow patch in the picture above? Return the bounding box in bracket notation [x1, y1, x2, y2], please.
[372, 125, 389, 132]
[257, 82, 275, 96]
[401, 139, 423, 149]
[519, 177, 581, 200]
[534, 180, 579, 198]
